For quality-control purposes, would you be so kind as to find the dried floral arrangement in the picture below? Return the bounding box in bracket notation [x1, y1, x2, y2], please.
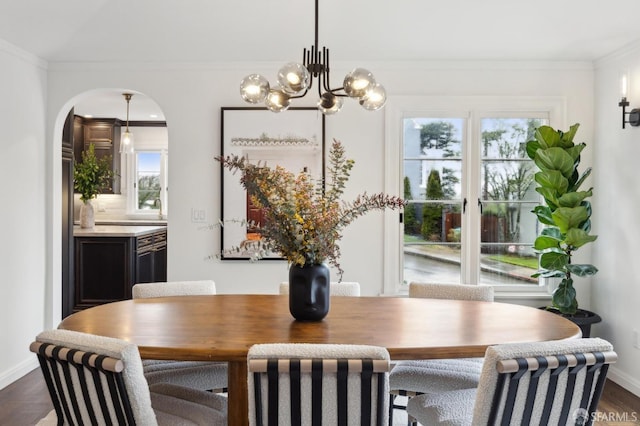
[216, 139, 405, 278]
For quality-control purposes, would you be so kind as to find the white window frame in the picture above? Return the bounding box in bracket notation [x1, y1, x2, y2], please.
[383, 96, 566, 297]
[123, 148, 168, 219]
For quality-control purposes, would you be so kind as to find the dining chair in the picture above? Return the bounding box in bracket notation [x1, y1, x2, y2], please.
[248, 343, 390, 426]
[389, 282, 494, 425]
[279, 281, 361, 296]
[132, 279, 216, 298]
[30, 329, 227, 425]
[406, 338, 616, 426]
[132, 280, 228, 392]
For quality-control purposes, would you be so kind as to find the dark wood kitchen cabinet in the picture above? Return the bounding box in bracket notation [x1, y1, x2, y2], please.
[135, 230, 167, 283]
[73, 227, 167, 312]
[78, 118, 122, 194]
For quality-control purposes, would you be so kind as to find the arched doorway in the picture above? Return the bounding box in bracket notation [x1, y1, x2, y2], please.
[60, 89, 167, 318]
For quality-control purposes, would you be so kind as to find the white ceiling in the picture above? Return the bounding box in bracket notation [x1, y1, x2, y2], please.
[72, 91, 166, 122]
[2, 0, 640, 118]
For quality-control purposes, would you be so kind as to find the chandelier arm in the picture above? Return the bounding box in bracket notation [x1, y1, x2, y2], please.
[317, 72, 324, 97]
[289, 89, 310, 100]
[322, 47, 333, 93]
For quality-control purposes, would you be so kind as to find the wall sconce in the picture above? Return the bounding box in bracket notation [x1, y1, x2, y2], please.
[619, 74, 640, 129]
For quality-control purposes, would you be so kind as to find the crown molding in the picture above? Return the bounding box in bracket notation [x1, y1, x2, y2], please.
[0, 38, 47, 69]
[595, 38, 640, 68]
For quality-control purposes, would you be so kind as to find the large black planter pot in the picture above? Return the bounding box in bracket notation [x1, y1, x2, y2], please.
[539, 307, 602, 338]
[289, 263, 330, 321]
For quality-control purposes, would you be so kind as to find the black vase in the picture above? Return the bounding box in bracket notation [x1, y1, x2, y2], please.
[289, 263, 330, 321]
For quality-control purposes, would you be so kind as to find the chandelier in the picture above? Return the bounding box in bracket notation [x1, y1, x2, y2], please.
[239, 0, 386, 114]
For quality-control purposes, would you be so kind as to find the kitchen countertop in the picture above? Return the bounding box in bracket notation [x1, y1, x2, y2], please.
[73, 219, 168, 226]
[73, 225, 166, 237]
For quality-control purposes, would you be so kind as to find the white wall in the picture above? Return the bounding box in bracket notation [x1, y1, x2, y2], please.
[593, 44, 640, 396]
[0, 40, 48, 388]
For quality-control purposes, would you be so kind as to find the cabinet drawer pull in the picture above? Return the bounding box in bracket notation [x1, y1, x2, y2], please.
[138, 237, 153, 246]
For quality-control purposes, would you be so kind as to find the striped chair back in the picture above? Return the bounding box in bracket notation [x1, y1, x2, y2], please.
[248, 344, 390, 426]
[30, 329, 158, 425]
[475, 338, 616, 425]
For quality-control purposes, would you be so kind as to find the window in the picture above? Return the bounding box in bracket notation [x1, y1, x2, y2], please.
[128, 149, 168, 216]
[122, 126, 169, 218]
[136, 152, 162, 210]
[383, 97, 565, 294]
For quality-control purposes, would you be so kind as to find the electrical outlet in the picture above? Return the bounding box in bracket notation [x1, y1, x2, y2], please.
[634, 329, 640, 349]
[191, 208, 207, 223]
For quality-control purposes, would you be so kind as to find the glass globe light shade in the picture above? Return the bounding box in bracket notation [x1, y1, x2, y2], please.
[359, 83, 387, 111]
[317, 92, 343, 115]
[265, 88, 291, 112]
[240, 74, 270, 104]
[343, 68, 376, 99]
[277, 63, 310, 95]
[119, 130, 134, 154]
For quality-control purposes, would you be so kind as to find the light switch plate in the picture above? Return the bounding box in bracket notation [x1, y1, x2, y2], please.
[191, 208, 207, 223]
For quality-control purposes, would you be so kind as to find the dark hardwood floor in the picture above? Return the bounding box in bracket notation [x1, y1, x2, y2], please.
[1, 368, 639, 425]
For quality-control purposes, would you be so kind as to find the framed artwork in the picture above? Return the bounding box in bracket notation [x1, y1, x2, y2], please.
[220, 107, 326, 260]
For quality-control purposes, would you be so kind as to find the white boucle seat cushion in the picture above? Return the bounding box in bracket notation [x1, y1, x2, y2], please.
[406, 388, 477, 426]
[150, 383, 227, 425]
[144, 361, 229, 389]
[390, 358, 483, 394]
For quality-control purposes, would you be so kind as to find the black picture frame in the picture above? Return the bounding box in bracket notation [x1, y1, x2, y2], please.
[220, 107, 326, 260]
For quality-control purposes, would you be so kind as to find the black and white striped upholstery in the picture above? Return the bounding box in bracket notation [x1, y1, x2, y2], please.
[132, 280, 228, 393]
[31, 329, 227, 425]
[248, 343, 390, 426]
[406, 338, 616, 426]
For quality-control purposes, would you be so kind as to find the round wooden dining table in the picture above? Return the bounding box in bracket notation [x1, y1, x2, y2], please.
[59, 294, 581, 426]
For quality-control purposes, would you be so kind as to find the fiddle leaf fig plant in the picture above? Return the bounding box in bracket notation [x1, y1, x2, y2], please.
[526, 123, 598, 315]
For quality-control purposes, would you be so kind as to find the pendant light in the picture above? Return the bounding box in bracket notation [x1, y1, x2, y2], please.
[239, 0, 386, 115]
[120, 93, 134, 154]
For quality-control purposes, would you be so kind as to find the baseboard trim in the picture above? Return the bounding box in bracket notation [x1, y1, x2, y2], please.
[0, 358, 39, 391]
[607, 365, 640, 397]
